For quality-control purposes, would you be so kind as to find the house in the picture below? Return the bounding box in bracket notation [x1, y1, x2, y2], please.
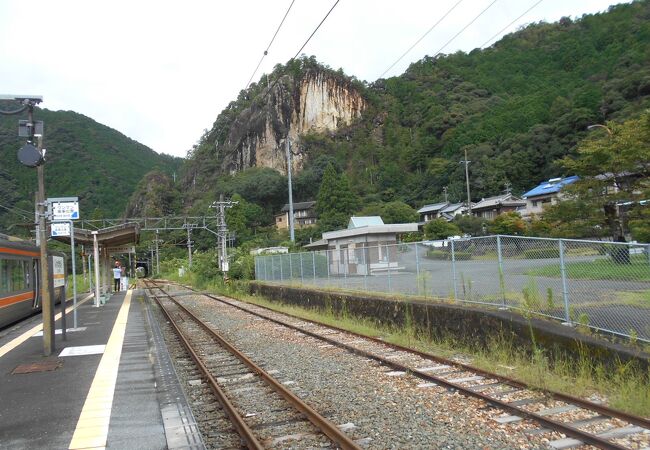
[522, 176, 579, 217]
[439, 202, 469, 221]
[314, 216, 418, 276]
[471, 193, 526, 220]
[417, 202, 449, 223]
[275, 201, 317, 230]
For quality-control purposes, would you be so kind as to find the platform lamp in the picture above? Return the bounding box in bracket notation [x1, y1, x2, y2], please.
[0, 94, 54, 356]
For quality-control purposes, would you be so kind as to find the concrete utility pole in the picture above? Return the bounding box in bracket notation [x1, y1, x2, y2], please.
[155, 229, 160, 275]
[210, 195, 238, 272]
[36, 134, 53, 355]
[285, 138, 295, 242]
[461, 148, 472, 215]
[443, 186, 448, 203]
[186, 225, 193, 268]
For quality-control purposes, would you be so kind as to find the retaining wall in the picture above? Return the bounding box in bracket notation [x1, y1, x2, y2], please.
[249, 282, 649, 371]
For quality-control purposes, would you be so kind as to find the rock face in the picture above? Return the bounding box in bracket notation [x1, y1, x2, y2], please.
[219, 69, 366, 175]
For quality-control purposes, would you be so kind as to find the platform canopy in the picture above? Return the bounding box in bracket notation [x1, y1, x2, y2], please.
[53, 222, 140, 247]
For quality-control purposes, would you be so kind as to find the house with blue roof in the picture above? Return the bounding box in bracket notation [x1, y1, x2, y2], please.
[522, 176, 579, 217]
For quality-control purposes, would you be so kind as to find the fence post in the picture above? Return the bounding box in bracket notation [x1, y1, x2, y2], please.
[362, 246, 368, 291]
[647, 244, 650, 267]
[271, 255, 275, 281]
[386, 244, 392, 293]
[496, 235, 506, 309]
[559, 239, 571, 325]
[414, 243, 420, 296]
[451, 239, 458, 301]
[312, 251, 316, 284]
[300, 252, 304, 284]
[326, 249, 331, 284]
[279, 255, 284, 281]
[343, 247, 348, 289]
[288, 253, 293, 282]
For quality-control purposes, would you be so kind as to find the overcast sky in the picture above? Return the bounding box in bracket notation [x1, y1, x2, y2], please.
[0, 0, 628, 158]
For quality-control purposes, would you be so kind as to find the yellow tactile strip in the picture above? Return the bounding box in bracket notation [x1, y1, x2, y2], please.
[68, 291, 132, 450]
[0, 294, 93, 359]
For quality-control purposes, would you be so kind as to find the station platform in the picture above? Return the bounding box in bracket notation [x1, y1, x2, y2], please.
[0, 289, 204, 449]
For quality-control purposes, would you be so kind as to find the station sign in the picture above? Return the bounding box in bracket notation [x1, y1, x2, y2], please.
[52, 255, 65, 288]
[107, 246, 136, 255]
[50, 222, 71, 237]
[48, 197, 79, 221]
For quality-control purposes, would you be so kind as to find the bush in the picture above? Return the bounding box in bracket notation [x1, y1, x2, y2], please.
[426, 249, 472, 260]
[523, 248, 560, 259]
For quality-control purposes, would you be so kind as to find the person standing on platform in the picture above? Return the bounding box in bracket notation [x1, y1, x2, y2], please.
[120, 264, 128, 290]
[112, 261, 122, 292]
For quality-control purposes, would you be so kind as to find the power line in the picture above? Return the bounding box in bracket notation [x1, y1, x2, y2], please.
[244, 0, 297, 91]
[379, 0, 464, 79]
[432, 0, 499, 57]
[480, 0, 544, 48]
[262, 0, 341, 101]
[0, 203, 32, 220]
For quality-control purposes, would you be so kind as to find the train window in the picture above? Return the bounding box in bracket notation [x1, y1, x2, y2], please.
[0, 259, 27, 293]
[0, 259, 8, 293]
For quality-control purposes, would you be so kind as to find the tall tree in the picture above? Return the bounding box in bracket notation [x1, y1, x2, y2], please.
[549, 112, 650, 241]
[315, 163, 359, 232]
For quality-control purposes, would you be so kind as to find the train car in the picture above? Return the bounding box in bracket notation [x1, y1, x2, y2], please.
[0, 237, 41, 329]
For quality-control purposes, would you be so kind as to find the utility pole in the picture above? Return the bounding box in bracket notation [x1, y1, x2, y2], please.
[186, 226, 193, 268]
[155, 229, 160, 275]
[460, 148, 472, 215]
[285, 137, 295, 242]
[210, 195, 238, 272]
[3, 95, 52, 355]
[443, 186, 448, 203]
[36, 134, 53, 355]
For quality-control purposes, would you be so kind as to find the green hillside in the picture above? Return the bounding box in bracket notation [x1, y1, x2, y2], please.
[0, 107, 182, 232]
[184, 1, 650, 216]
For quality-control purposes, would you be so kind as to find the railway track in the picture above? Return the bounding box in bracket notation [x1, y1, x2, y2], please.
[144, 280, 362, 450]
[148, 279, 650, 450]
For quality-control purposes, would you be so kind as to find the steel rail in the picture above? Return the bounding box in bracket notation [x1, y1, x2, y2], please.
[197, 287, 650, 430]
[147, 282, 362, 450]
[148, 288, 263, 449]
[166, 285, 643, 450]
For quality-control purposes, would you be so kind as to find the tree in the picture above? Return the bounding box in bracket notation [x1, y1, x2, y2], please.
[315, 163, 358, 232]
[452, 215, 486, 236]
[555, 112, 650, 241]
[357, 201, 418, 224]
[488, 212, 526, 235]
[226, 194, 264, 243]
[424, 219, 461, 240]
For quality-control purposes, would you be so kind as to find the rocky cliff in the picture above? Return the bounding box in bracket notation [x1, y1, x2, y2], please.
[200, 67, 366, 177]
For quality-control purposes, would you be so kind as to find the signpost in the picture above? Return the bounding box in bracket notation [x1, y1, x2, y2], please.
[48, 197, 80, 328]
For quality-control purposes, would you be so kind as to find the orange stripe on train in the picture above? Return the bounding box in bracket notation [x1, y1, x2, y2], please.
[0, 292, 34, 308]
[0, 247, 40, 257]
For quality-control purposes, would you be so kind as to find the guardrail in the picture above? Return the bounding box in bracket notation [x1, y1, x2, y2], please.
[254, 235, 650, 343]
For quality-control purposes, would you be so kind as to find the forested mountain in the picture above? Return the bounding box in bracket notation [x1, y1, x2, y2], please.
[183, 0, 650, 219]
[0, 107, 182, 232]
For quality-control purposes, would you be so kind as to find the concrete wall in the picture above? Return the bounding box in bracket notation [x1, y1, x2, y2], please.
[249, 282, 649, 371]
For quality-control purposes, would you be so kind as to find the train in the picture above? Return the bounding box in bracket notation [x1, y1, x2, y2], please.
[0, 236, 63, 329]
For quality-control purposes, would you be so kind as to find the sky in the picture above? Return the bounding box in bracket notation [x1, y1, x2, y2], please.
[0, 0, 629, 158]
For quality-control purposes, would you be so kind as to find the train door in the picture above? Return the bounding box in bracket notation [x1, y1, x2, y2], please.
[32, 260, 40, 309]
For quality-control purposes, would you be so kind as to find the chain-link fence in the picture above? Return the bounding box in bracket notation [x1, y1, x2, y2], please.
[254, 235, 650, 343]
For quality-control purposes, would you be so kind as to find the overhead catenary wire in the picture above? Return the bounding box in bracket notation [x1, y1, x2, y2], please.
[244, 0, 297, 91]
[0, 203, 32, 221]
[262, 0, 341, 101]
[379, 0, 464, 79]
[480, 0, 544, 48]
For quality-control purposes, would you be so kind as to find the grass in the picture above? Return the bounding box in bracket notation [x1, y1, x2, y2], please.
[158, 270, 650, 417]
[527, 255, 650, 281]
